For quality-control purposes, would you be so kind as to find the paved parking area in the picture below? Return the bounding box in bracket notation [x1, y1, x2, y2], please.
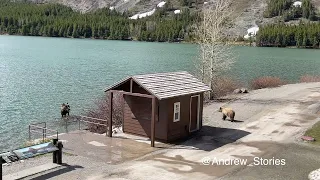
[3, 83, 320, 180]
[58, 130, 171, 164]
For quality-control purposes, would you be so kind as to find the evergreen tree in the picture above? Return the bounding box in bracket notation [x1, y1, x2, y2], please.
[0, 0, 197, 42]
[257, 23, 320, 49]
[72, 24, 78, 38]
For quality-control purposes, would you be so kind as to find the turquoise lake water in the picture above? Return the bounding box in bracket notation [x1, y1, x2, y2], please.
[1, 35, 320, 151]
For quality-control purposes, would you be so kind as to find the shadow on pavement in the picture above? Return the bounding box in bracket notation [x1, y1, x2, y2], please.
[30, 164, 83, 180]
[167, 125, 251, 151]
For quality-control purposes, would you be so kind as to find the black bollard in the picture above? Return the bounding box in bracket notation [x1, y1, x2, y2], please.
[1, 156, 3, 180]
[57, 141, 63, 165]
[52, 139, 58, 164]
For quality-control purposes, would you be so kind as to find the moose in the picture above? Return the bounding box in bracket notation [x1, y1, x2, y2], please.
[60, 103, 70, 118]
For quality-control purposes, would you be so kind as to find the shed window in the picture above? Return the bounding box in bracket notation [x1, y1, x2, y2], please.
[173, 102, 180, 122]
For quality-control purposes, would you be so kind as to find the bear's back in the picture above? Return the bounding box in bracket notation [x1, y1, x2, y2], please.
[222, 107, 233, 113]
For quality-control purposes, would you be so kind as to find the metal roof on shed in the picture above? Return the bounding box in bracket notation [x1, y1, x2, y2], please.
[105, 71, 211, 100]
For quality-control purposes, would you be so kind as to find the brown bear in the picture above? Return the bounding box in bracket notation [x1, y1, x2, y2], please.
[218, 107, 235, 122]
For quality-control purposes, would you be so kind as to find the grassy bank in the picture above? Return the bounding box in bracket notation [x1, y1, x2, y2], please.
[304, 121, 320, 145]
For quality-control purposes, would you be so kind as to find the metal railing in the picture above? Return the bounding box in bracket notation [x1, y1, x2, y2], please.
[29, 122, 59, 142]
[76, 115, 108, 130]
[27, 116, 108, 143]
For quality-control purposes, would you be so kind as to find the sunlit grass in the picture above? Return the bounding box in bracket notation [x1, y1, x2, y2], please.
[305, 121, 320, 145]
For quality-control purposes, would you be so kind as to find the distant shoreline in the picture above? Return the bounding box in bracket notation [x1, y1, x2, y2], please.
[0, 34, 188, 44]
[0, 34, 254, 47]
[2, 34, 316, 49]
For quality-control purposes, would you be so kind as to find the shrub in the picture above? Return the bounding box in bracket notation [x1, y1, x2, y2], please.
[84, 91, 123, 134]
[211, 77, 241, 98]
[251, 76, 285, 89]
[235, 35, 245, 42]
[300, 75, 320, 83]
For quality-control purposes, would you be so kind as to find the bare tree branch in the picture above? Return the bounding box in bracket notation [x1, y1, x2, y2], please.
[194, 0, 236, 99]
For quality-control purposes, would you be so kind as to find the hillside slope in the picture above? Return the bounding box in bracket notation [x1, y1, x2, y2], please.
[228, 0, 270, 38]
[24, 0, 271, 38]
[23, 0, 320, 39]
[27, 0, 167, 13]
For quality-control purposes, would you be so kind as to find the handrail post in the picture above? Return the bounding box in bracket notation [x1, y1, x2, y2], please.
[28, 125, 31, 141]
[42, 128, 45, 143]
[79, 117, 81, 130]
[65, 119, 68, 133]
[44, 122, 47, 139]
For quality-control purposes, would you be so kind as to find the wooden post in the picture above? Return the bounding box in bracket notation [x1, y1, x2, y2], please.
[108, 91, 113, 137]
[130, 79, 133, 93]
[151, 97, 156, 147]
[121, 91, 125, 133]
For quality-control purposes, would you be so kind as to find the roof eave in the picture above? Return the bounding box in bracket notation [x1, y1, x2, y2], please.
[104, 77, 131, 92]
[157, 89, 211, 100]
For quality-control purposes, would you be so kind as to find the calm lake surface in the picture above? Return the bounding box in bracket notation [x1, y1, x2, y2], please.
[1, 35, 320, 151]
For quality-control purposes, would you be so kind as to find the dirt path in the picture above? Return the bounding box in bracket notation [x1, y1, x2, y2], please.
[104, 83, 320, 180]
[203, 82, 320, 141]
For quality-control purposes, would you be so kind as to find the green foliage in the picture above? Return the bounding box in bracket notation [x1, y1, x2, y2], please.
[263, 0, 316, 21]
[304, 121, 320, 145]
[0, 0, 197, 42]
[302, 0, 316, 20]
[256, 22, 320, 48]
[234, 35, 244, 42]
[179, 0, 193, 7]
[263, 0, 293, 18]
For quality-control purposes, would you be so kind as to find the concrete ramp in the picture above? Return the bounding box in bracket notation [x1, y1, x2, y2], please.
[3, 163, 62, 180]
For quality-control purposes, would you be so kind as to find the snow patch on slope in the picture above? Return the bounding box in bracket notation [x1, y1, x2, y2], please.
[157, 1, 166, 7]
[174, 10, 181, 14]
[129, 8, 156, 19]
[129, 1, 167, 19]
[244, 26, 259, 39]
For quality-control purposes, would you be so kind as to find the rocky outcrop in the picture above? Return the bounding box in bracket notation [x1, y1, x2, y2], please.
[241, 88, 248, 93]
[234, 88, 242, 94]
[26, 0, 166, 13]
[234, 88, 249, 94]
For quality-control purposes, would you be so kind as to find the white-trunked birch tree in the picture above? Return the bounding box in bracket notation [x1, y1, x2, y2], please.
[194, 0, 236, 100]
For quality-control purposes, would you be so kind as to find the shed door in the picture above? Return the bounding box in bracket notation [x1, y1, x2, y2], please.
[189, 95, 200, 132]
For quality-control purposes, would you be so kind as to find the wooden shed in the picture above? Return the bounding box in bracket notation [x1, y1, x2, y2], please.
[105, 71, 211, 147]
